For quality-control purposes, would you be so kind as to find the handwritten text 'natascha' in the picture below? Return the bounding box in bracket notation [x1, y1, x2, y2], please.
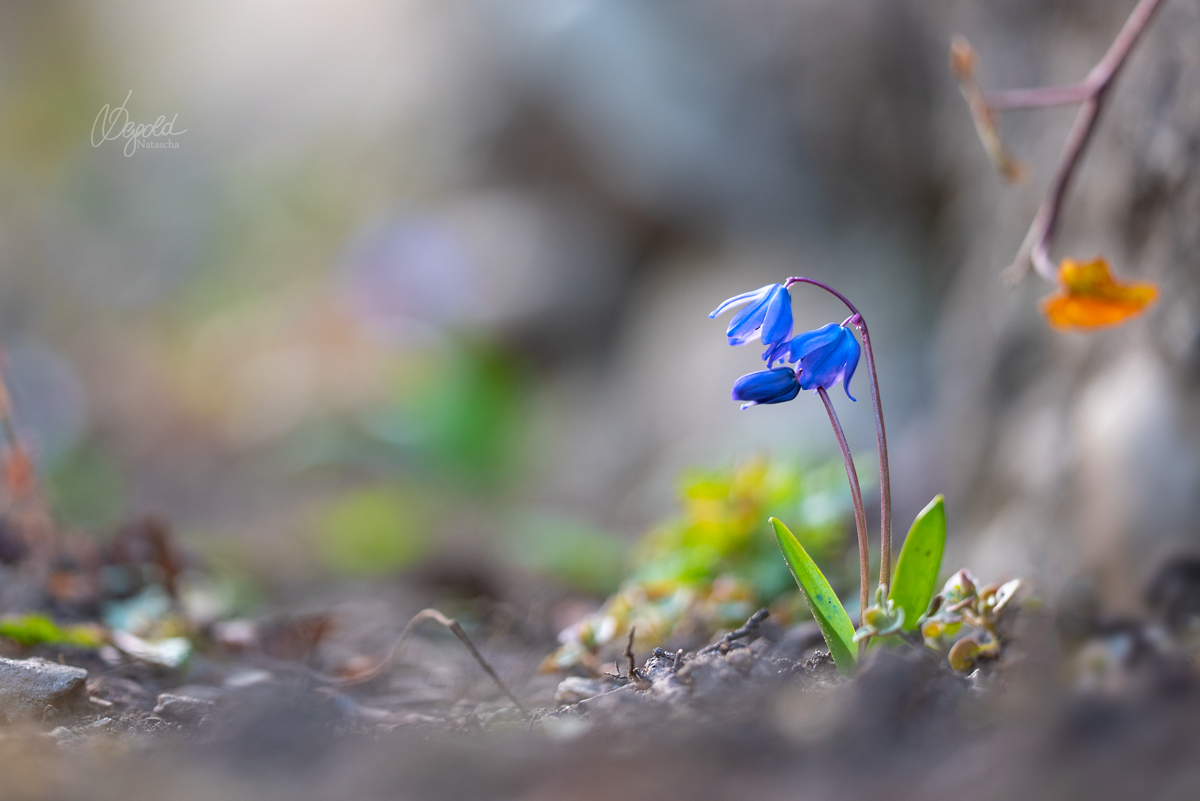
[91, 91, 187, 157]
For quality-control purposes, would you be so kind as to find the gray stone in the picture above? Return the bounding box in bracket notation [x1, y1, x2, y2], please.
[153, 693, 216, 724]
[0, 657, 88, 723]
[48, 718, 114, 747]
[553, 676, 619, 706]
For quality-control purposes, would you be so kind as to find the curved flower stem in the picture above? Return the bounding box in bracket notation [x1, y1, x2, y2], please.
[786, 277, 893, 596]
[785, 277, 859, 317]
[854, 316, 892, 596]
[817, 386, 870, 656]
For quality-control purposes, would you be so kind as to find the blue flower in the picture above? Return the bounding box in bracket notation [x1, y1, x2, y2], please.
[770, 323, 860, 401]
[731, 368, 801, 409]
[709, 284, 793, 348]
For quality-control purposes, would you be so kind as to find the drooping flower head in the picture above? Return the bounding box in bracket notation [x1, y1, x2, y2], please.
[709, 284, 793, 348]
[770, 322, 860, 401]
[731, 368, 800, 410]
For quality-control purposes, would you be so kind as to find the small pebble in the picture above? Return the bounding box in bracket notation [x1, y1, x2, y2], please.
[153, 693, 216, 724]
[553, 676, 614, 705]
[224, 668, 275, 690]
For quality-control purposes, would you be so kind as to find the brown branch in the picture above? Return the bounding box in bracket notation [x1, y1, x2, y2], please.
[951, 37, 1026, 184]
[623, 626, 637, 679]
[952, 0, 1169, 283]
[698, 608, 770, 655]
[986, 82, 1094, 110]
[623, 626, 649, 688]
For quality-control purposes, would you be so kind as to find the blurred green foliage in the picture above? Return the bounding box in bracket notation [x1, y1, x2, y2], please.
[408, 342, 527, 487]
[541, 457, 853, 673]
[312, 486, 430, 577]
[632, 459, 847, 599]
[46, 443, 127, 528]
[504, 513, 629, 596]
[0, 614, 104, 649]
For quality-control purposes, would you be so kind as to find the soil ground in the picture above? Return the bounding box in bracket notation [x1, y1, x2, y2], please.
[4, 563, 1199, 801]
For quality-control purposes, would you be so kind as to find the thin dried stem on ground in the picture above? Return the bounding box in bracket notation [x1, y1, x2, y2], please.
[698, 608, 770, 655]
[623, 626, 650, 688]
[952, 0, 1168, 284]
[817, 386, 870, 656]
[333, 608, 525, 712]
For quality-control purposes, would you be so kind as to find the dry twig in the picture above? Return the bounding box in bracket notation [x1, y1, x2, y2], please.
[952, 0, 1168, 284]
[622, 626, 650, 688]
[698, 608, 770, 655]
[332, 608, 525, 712]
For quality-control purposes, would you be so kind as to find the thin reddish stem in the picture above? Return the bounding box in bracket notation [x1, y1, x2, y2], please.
[818, 386, 870, 655]
[785, 277, 858, 316]
[855, 317, 891, 595]
[985, 81, 1094, 110]
[786, 277, 893, 595]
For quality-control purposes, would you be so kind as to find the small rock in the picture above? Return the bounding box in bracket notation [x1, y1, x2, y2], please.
[540, 712, 591, 740]
[153, 693, 216, 724]
[0, 657, 88, 723]
[223, 668, 274, 690]
[212, 619, 259, 651]
[166, 684, 222, 702]
[553, 676, 618, 705]
[51, 717, 116, 746]
[48, 725, 81, 744]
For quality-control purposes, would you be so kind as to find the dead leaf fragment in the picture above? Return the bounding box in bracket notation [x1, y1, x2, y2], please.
[1040, 258, 1157, 329]
[951, 35, 1025, 183]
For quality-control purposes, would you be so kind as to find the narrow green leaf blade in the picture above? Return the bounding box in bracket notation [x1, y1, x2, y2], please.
[888, 495, 946, 630]
[770, 517, 857, 674]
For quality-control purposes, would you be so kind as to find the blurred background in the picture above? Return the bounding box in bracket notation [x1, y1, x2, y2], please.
[0, 0, 1196, 615]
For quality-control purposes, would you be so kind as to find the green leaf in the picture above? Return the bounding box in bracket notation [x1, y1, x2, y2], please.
[0, 614, 104, 648]
[770, 517, 857, 674]
[888, 495, 946, 631]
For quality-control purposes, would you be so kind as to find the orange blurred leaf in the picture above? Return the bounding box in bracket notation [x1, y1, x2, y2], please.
[1039, 258, 1157, 330]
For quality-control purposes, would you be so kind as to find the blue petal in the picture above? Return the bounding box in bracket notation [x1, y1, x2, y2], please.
[786, 323, 842, 363]
[708, 285, 773, 319]
[726, 299, 769, 345]
[762, 338, 791, 367]
[840, 335, 861, 401]
[731, 368, 800, 407]
[759, 285, 794, 347]
[791, 323, 860, 400]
